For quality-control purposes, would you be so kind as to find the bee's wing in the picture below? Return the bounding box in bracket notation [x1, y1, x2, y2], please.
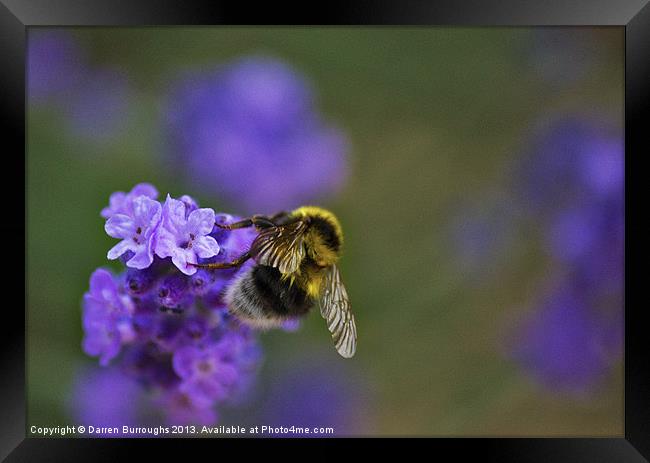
[250, 220, 308, 274]
[319, 264, 357, 358]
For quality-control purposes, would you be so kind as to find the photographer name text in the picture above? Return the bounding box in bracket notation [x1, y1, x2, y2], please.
[30, 424, 334, 437]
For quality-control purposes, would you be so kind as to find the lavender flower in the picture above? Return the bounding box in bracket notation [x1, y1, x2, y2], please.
[124, 266, 158, 296]
[579, 136, 624, 197]
[260, 355, 372, 436]
[82, 268, 135, 366]
[514, 116, 623, 217]
[28, 29, 133, 144]
[164, 56, 349, 214]
[154, 390, 217, 426]
[526, 118, 624, 296]
[546, 195, 623, 283]
[63, 67, 132, 142]
[27, 30, 85, 104]
[508, 283, 617, 393]
[155, 195, 220, 275]
[188, 269, 216, 296]
[101, 183, 159, 219]
[105, 196, 162, 269]
[504, 115, 623, 394]
[173, 341, 240, 405]
[157, 274, 191, 309]
[80, 184, 262, 427]
[67, 366, 144, 431]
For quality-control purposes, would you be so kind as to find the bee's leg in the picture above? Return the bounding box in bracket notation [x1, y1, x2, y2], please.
[269, 210, 291, 225]
[190, 251, 252, 270]
[215, 215, 276, 230]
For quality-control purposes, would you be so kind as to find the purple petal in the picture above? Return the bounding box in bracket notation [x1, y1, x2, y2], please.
[105, 214, 136, 238]
[125, 246, 154, 269]
[179, 195, 198, 216]
[99, 341, 122, 366]
[162, 195, 187, 233]
[89, 268, 116, 296]
[187, 208, 216, 236]
[216, 363, 239, 386]
[157, 391, 217, 425]
[107, 240, 136, 261]
[101, 192, 127, 218]
[131, 183, 159, 199]
[82, 325, 121, 366]
[132, 196, 162, 225]
[153, 232, 175, 257]
[193, 236, 220, 259]
[172, 250, 196, 276]
[82, 300, 109, 332]
[181, 377, 228, 403]
[173, 346, 201, 378]
[100, 184, 159, 219]
[68, 366, 143, 429]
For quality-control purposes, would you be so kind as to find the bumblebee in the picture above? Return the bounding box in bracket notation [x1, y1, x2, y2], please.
[192, 206, 357, 358]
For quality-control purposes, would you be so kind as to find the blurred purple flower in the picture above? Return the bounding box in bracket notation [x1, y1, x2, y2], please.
[63, 68, 133, 142]
[154, 390, 217, 426]
[157, 273, 191, 309]
[164, 56, 349, 214]
[579, 137, 624, 197]
[68, 366, 143, 432]
[508, 283, 617, 394]
[124, 265, 159, 296]
[514, 116, 623, 217]
[505, 115, 623, 394]
[82, 268, 135, 366]
[188, 268, 217, 296]
[28, 29, 134, 144]
[81, 185, 262, 427]
[546, 196, 623, 292]
[571, 198, 624, 297]
[529, 117, 625, 296]
[260, 356, 371, 436]
[173, 341, 240, 406]
[27, 30, 85, 103]
[546, 205, 601, 263]
[119, 342, 178, 389]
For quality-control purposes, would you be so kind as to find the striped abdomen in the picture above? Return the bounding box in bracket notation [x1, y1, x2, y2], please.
[225, 264, 314, 328]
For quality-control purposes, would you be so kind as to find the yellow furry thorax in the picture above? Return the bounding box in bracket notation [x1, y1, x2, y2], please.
[290, 206, 343, 238]
[291, 206, 343, 263]
[282, 206, 345, 298]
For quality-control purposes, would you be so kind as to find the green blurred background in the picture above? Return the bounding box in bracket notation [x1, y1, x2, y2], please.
[27, 27, 623, 436]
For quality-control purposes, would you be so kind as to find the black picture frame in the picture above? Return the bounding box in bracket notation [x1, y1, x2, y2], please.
[3, 0, 648, 460]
